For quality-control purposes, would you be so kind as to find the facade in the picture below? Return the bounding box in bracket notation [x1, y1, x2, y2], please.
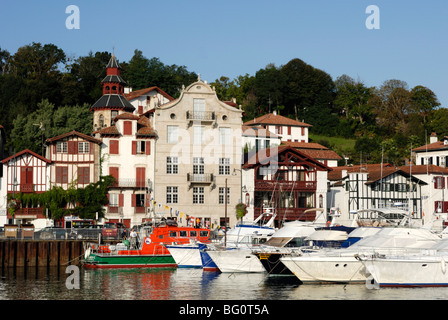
[124, 86, 174, 115]
[152, 79, 243, 228]
[242, 125, 281, 154]
[45, 131, 102, 189]
[282, 141, 342, 168]
[243, 145, 330, 226]
[328, 164, 427, 226]
[413, 133, 448, 167]
[243, 111, 312, 143]
[93, 112, 156, 228]
[0, 149, 51, 227]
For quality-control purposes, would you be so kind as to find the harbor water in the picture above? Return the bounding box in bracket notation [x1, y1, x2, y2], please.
[2, 266, 448, 301]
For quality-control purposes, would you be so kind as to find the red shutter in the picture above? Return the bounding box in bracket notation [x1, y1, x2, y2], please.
[110, 140, 119, 154]
[288, 126, 291, 135]
[136, 167, 145, 187]
[106, 194, 110, 207]
[132, 141, 137, 155]
[68, 141, 77, 154]
[109, 167, 119, 186]
[145, 141, 151, 155]
[131, 194, 136, 207]
[123, 121, 132, 135]
[119, 193, 124, 207]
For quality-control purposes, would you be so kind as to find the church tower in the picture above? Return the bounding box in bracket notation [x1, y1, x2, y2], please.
[90, 54, 135, 130]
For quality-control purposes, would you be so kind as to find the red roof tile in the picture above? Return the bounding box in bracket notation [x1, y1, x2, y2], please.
[46, 130, 102, 144]
[244, 113, 312, 127]
[2, 149, 51, 164]
[124, 86, 174, 102]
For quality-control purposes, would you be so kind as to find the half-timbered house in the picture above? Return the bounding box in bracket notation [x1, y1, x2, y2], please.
[45, 131, 102, 189]
[1, 149, 51, 226]
[242, 145, 330, 226]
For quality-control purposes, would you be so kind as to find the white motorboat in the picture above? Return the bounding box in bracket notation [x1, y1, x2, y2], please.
[359, 239, 448, 287]
[280, 227, 442, 283]
[165, 242, 207, 268]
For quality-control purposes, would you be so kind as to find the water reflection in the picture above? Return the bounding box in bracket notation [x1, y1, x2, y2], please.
[1, 267, 448, 300]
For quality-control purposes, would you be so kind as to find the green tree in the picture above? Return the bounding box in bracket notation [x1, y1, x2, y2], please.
[10, 99, 93, 154]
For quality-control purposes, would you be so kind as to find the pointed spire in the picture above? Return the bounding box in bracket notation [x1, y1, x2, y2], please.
[106, 54, 120, 69]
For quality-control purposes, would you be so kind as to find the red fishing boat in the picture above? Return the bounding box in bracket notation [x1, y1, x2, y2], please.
[83, 220, 211, 269]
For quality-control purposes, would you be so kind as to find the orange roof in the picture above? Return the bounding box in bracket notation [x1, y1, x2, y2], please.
[281, 141, 342, 160]
[398, 164, 448, 175]
[124, 86, 174, 102]
[113, 112, 140, 121]
[244, 113, 312, 127]
[243, 145, 330, 171]
[413, 138, 448, 152]
[2, 149, 51, 164]
[46, 130, 102, 144]
[93, 126, 120, 136]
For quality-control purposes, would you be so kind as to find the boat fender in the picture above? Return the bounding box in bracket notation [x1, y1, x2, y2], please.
[84, 247, 91, 260]
[442, 258, 446, 274]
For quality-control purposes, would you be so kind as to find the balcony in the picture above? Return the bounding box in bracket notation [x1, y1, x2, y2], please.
[110, 179, 152, 189]
[255, 180, 316, 191]
[9, 207, 45, 220]
[20, 184, 34, 193]
[254, 207, 316, 222]
[187, 173, 214, 184]
[186, 111, 216, 125]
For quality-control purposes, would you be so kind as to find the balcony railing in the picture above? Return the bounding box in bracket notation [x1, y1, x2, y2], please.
[254, 207, 316, 222]
[255, 180, 316, 191]
[9, 207, 45, 219]
[20, 184, 34, 193]
[110, 179, 152, 189]
[187, 173, 214, 184]
[186, 111, 216, 122]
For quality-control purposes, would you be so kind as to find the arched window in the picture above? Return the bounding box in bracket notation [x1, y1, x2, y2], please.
[105, 86, 110, 93]
[99, 114, 104, 128]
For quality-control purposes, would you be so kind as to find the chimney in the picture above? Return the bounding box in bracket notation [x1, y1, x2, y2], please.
[430, 132, 438, 144]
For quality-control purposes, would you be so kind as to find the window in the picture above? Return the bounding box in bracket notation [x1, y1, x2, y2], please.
[219, 158, 230, 175]
[56, 141, 68, 153]
[193, 98, 205, 119]
[167, 186, 178, 204]
[136, 141, 146, 154]
[194, 126, 205, 145]
[435, 176, 445, 189]
[190, 231, 197, 237]
[56, 167, 68, 184]
[136, 194, 145, 207]
[179, 231, 187, 237]
[109, 194, 119, 207]
[99, 114, 104, 128]
[78, 167, 90, 184]
[193, 187, 204, 204]
[219, 127, 230, 145]
[166, 157, 178, 174]
[78, 142, 90, 154]
[193, 157, 204, 174]
[219, 187, 230, 204]
[167, 126, 178, 144]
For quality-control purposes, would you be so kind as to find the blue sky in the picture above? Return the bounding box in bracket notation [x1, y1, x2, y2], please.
[1, 0, 447, 106]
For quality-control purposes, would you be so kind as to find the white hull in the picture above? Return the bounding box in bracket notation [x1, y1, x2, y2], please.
[207, 248, 266, 273]
[165, 244, 203, 268]
[361, 255, 448, 287]
[280, 253, 368, 283]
